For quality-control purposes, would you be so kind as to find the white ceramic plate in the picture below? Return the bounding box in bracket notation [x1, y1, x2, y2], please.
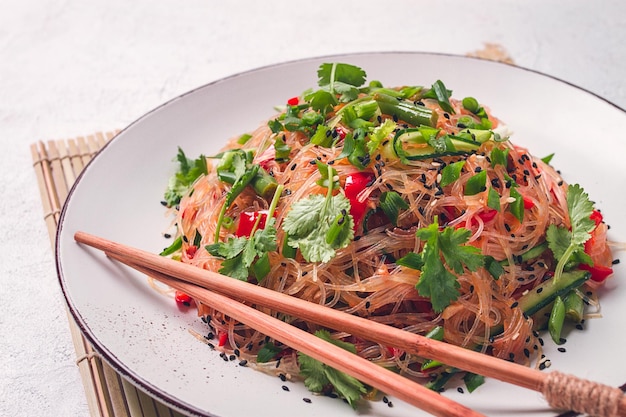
[56, 53, 626, 417]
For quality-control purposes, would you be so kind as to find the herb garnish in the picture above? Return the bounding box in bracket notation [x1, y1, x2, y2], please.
[546, 184, 595, 281]
[282, 163, 354, 263]
[163, 147, 208, 207]
[297, 330, 367, 409]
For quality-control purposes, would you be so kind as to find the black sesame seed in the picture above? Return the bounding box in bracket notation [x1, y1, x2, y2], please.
[303, 398, 312, 403]
[557, 347, 566, 353]
[576, 324, 584, 330]
[444, 113, 450, 120]
[239, 359, 248, 366]
[536, 287, 543, 294]
[539, 362, 546, 370]
[163, 233, 172, 239]
[510, 301, 519, 309]
[559, 338, 567, 344]
[365, 301, 371, 309]
[524, 348, 530, 358]
[229, 354, 236, 361]
[282, 385, 290, 392]
[457, 387, 464, 394]
[612, 259, 621, 265]
[234, 349, 240, 356]
[538, 338, 544, 346]
[279, 373, 287, 381]
[387, 401, 394, 408]
[290, 164, 297, 171]
[382, 396, 389, 403]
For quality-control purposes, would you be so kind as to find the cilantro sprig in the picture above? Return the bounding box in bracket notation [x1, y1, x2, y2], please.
[163, 147, 208, 207]
[297, 330, 367, 408]
[282, 163, 354, 263]
[398, 217, 485, 312]
[547, 184, 596, 282]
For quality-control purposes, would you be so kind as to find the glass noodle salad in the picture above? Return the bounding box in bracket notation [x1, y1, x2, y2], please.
[159, 63, 616, 407]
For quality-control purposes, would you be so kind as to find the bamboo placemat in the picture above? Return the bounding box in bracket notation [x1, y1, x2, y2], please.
[31, 132, 187, 417]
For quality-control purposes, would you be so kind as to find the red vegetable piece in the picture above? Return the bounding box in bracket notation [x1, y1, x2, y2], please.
[344, 172, 374, 227]
[589, 209, 603, 227]
[218, 331, 228, 347]
[477, 208, 498, 223]
[579, 263, 613, 283]
[287, 96, 299, 106]
[174, 290, 193, 306]
[236, 210, 268, 237]
[523, 196, 535, 210]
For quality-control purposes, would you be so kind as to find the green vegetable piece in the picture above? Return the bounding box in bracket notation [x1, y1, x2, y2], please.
[439, 160, 465, 187]
[517, 269, 590, 318]
[490, 146, 509, 168]
[548, 296, 566, 345]
[374, 92, 438, 127]
[500, 242, 549, 266]
[379, 191, 409, 226]
[462, 97, 480, 113]
[366, 119, 396, 155]
[487, 187, 501, 211]
[237, 133, 252, 145]
[541, 153, 555, 164]
[274, 136, 291, 162]
[463, 372, 485, 393]
[159, 236, 182, 256]
[464, 170, 487, 195]
[508, 187, 524, 223]
[563, 291, 584, 323]
[484, 255, 504, 280]
[311, 124, 333, 147]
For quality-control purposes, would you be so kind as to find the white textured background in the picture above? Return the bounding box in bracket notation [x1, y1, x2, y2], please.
[1, 1, 625, 416]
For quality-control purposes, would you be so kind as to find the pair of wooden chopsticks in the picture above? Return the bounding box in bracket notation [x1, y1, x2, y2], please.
[74, 231, 626, 417]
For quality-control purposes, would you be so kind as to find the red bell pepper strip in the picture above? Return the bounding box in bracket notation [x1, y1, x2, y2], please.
[579, 263, 613, 283]
[287, 96, 299, 106]
[344, 172, 374, 228]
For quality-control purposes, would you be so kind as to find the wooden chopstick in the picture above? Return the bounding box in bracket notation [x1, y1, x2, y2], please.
[110, 253, 484, 417]
[74, 231, 626, 417]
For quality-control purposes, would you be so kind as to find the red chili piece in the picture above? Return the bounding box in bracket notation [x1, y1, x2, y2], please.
[236, 210, 269, 237]
[174, 290, 193, 306]
[218, 331, 228, 347]
[579, 263, 613, 283]
[477, 208, 498, 223]
[287, 96, 299, 106]
[522, 196, 535, 210]
[344, 172, 374, 228]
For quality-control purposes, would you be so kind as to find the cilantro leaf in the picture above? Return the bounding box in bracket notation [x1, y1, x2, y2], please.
[414, 217, 484, 312]
[257, 342, 282, 363]
[163, 147, 208, 207]
[298, 330, 366, 409]
[547, 184, 596, 281]
[317, 63, 367, 102]
[283, 193, 354, 263]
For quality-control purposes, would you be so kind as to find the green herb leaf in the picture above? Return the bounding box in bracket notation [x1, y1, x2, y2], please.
[439, 160, 465, 187]
[257, 342, 282, 363]
[424, 80, 455, 114]
[547, 184, 596, 281]
[490, 147, 509, 167]
[396, 252, 424, 270]
[414, 218, 483, 312]
[274, 136, 291, 162]
[163, 147, 208, 207]
[298, 330, 366, 409]
[283, 194, 354, 263]
[379, 191, 409, 226]
[315, 161, 339, 190]
[317, 63, 367, 102]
